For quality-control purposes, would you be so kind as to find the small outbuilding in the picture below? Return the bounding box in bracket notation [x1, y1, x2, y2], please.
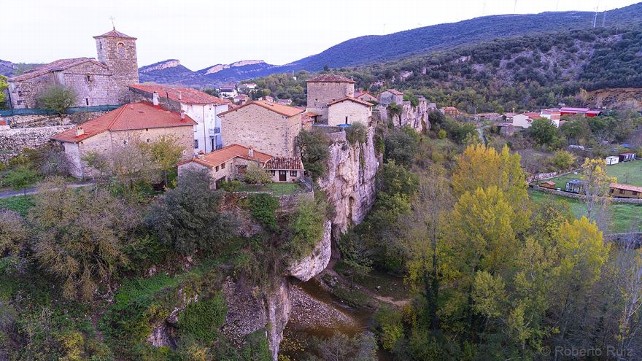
[565, 179, 585, 194]
[605, 156, 620, 165]
[619, 153, 636, 162]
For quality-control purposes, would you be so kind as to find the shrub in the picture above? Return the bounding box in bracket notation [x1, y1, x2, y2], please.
[36, 85, 76, 115]
[285, 198, 326, 262]
[297, 128, 330, 180]
[248, 193, 280, 232]
[345, 121, 368, 145]
[243, 163, 272, 184]
[178, 293, 227, 344]
[220, 180, 242, 192]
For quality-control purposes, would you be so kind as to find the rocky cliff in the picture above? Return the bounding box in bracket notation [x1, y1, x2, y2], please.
[376, 98, 433, 133]
[317, 126, 380, 238]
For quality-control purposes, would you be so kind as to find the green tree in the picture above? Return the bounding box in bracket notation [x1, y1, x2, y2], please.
[0, 210, 29, 269]
[139, 135, 184, 187]
[580, 158, 615, 226]
[36, 85, 76, 115]
[0, 75, 7, 108]
[243, 163, 272, 184]
[384, 126, 420, 166]
[297, 128, 330, 180]
[550, 150, 576, 171]
[29, 178, 135, 301]
[528, 118, 559, 146]
[146, 169, 235, 256]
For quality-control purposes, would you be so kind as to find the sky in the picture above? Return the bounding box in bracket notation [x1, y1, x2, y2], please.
[1, 0, 639, 70]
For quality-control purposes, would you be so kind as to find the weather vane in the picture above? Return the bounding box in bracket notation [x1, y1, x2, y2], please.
[109, 16, 116, 30]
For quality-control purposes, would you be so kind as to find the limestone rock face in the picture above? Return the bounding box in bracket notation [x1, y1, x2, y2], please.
[317, 126, 379, 237]
[377, 99, 434, 133]
[288, 220, 332, 282]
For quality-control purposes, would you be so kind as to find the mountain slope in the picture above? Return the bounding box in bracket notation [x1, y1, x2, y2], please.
[282, 3, 642, 71]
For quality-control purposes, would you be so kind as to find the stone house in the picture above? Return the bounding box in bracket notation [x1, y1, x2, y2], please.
[219, 84, 238, 98]
[129, 84, 229, 154]
[7, 28, 139, 109]
[178, 144, 304, 188]
[354, 91, 378, 103]
[306, 74, 355, 123]
[51, 102, 196, 179]
[327, 97, 372, 127]
[219, 100, 304, 157]
[178, 144, 272, 188]
[378, 89, 404, 106]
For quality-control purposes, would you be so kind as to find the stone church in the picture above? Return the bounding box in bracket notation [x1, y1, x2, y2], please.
[7, 28, 139, 109]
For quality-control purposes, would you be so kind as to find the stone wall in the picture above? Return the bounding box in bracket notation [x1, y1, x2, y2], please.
[0, 125, 74, 163]
[221, 104, 301, 157]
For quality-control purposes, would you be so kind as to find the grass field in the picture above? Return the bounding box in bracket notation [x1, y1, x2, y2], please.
[547, 160, 642, 189]
[605, 160, 642, 186]
[0, 196, 35, 216]
[529, 190, 641, 233]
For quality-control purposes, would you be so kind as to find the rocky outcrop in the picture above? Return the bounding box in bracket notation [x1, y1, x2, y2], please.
[288, 221, 332, 282]
[377, 98, 434, 133]
[317, 126, 379, 237]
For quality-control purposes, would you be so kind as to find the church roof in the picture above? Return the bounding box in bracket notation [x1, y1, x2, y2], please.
[9, 58, 108, 82]
[51, 102, 196, 143]
[93, 28, 137, 40]
[219, 100, 304, 118]
[129, 84, 229, 105]
[307, 74, 355, 83]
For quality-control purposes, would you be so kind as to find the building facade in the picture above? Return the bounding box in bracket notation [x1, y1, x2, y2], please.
[129, 84, 230, 154]
[51, 102, 195, 178]
[327, 97, 372, 126]
[219, 100, 303, 157]
[8, 28, 139, 109]
[306, 74, 355, 123]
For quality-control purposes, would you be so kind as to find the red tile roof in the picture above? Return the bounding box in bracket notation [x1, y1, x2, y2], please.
[307, 74, 355, 83]
[384, 89, 404, 96]
[189, 144, 272, 169]
[265, 157, 304, 170]
[218, 100, 304, 118]
[9, 58, 108, 82]
[327, 97, 373, 107]
[610, 183, 642, 193]
[129, 84, 229, 105]
[51, 102, 196, 143]
[93, 28, 136, 39]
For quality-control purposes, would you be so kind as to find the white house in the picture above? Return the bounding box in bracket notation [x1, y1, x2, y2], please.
[130, 84, 230, 154]
[327, 97, 372, 126]
[605, 156, 620, 165]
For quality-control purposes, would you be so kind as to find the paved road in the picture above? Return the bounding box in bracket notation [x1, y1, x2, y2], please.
[0, 181, 95, 199]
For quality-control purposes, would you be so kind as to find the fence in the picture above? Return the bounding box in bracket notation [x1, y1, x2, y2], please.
[0, 105, 121, 117]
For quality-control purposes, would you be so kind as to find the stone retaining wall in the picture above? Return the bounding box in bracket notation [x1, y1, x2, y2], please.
[0, 125, 74, 163]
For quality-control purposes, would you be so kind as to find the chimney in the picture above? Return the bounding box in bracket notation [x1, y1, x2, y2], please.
[248, 147, 254, 158]
[75, 127, 85, 137]
[180, 110, 186, 120]
[178, 91, 182, 101]
[152, 91, 159, 106]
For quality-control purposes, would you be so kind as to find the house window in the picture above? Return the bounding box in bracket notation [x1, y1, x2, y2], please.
[85, 98, 89, 106]
[633, 191, 638, 196]
[123, 140, 128, 145]
[194, 139, 199, 148]
[146, 139, 150, 143]
[270, 170, 275, 176]
[215, 166, 219, 172]
[290, 170, 298, 177]
[86, 75, 92, 82]
[221, 163, 225, 169]
[620, 189, 624, 194]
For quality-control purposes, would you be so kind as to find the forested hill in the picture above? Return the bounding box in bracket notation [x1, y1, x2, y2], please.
[280, 2, 642, 72]
[253, 26, 642, 112]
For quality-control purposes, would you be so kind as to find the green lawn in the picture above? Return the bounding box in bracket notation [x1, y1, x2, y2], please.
[605, 160, 642, 186]
[0, 195, 35, 216]
[547, 160, 642, 189]
[237, 182, 303, 196]
[529, 190, 642, 233]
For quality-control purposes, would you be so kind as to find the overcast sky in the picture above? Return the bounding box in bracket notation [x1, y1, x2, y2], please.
[1, 0, 639, 70]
